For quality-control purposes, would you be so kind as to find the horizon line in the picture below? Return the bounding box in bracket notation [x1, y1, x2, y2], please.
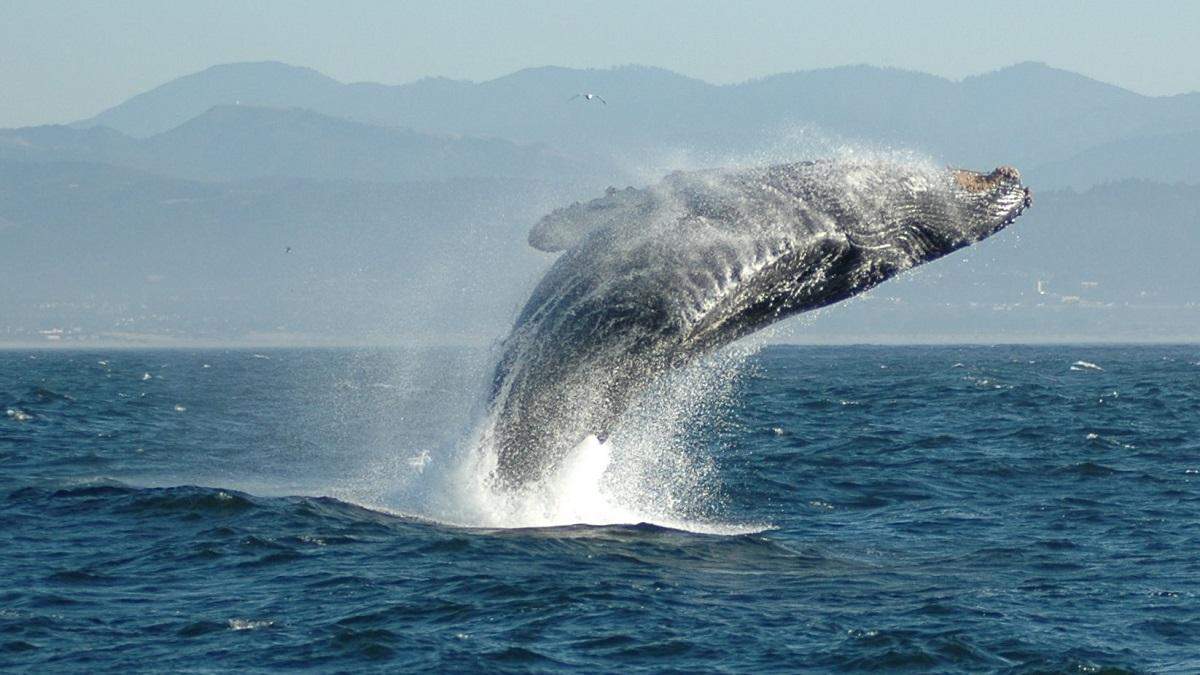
[3, 337, 1198, 351]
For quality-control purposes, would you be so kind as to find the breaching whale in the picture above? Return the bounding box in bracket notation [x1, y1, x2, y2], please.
[486, 159, 1032, 485]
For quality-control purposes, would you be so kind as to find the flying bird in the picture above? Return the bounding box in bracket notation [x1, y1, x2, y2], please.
[568, 93, 606, 105]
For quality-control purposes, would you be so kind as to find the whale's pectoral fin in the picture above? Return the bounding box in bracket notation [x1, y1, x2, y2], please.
[528, 185, 658, 252]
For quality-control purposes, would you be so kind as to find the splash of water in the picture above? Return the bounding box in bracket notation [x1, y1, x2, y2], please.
[445, 343, 765, 532]
[334, 342, 768, 534]
[615, 121, 939, 185]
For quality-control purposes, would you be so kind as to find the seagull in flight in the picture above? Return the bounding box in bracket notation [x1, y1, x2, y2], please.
[568, 93, 606, 105]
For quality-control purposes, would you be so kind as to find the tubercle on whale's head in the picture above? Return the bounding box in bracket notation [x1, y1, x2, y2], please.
[947, 165, 1033, 242]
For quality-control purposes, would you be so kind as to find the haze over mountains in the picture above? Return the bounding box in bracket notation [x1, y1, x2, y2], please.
[1, 61, 1197, 344]
[67, 60, 1200, 186]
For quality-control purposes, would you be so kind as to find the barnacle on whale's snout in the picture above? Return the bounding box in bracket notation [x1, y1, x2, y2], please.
[953, 165, 1022, 192]
[959, 166, 1030, 200]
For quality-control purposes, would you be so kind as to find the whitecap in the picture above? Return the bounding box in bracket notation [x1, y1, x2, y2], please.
[1070, 360, 1103, 372]
[228, 619, 273, 631]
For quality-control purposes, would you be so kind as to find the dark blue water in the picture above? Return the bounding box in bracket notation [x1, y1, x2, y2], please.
[2, 345, 1198, 672]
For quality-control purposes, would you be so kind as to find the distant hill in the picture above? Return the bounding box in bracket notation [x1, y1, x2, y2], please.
[1032, 130, 1200, 189]
[78, 61, 345, 137]
[3, 106, 603, 183]
[72, 61, 1200, 183]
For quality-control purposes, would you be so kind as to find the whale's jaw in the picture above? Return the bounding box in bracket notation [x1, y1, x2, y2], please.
[487, 160, 1032, 487]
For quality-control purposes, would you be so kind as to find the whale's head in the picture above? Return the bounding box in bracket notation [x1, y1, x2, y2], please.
[817, 163, 1032, 267]
[650, 160, 1033, 349]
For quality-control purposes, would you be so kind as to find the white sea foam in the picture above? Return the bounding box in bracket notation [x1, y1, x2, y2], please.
[6, 408, 33, 422]
[227, 619, 273, 631]
[1070, 360, 1104, 372]
[436, 432, 767, 535]
[342, 345, 771, 536]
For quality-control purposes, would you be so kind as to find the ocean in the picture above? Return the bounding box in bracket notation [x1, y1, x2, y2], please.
[2, 344, 1197, 672]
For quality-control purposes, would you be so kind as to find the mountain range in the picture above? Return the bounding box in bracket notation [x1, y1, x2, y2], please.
[2, 105, 598, 183]
[68, 60, 1200, 186]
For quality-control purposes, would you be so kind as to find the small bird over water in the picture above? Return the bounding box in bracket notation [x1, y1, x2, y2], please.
[568, 93, 606, 105]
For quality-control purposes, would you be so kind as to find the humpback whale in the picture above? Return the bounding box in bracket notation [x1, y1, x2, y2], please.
[486, 159, 1032, 485]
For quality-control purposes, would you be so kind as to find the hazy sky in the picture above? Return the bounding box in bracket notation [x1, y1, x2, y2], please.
[3, 0, 1198, 128]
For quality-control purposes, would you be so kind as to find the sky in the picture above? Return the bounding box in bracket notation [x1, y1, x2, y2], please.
[2, 0, 1199, 128]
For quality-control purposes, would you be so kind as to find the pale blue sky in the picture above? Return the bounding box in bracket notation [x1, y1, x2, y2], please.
[2, 0, 1198, 128]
